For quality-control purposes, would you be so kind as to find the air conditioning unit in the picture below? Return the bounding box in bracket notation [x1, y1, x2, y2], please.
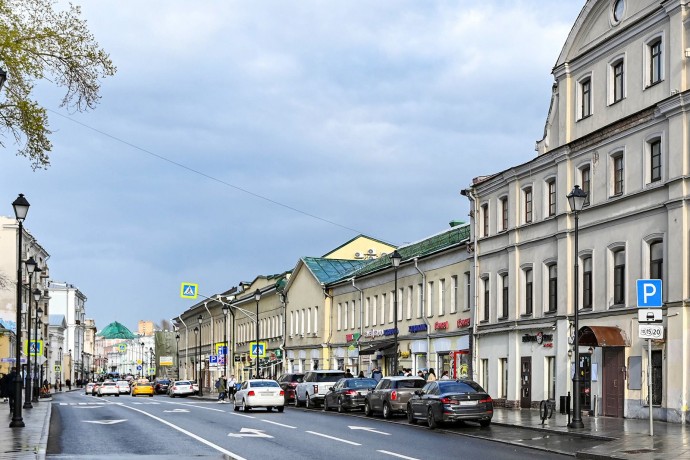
[367, 248, 376, 255]
[354, 252, 364, 259]
[288, 334, 293, 339]
[300, 333, 305, 338]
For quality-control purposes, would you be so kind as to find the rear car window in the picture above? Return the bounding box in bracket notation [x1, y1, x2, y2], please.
[348, 379, 377, 389]
[316, 373, 346, 382]
[438, 381, 484, 394]
[395, 379, 426, 389]
[291, 375, 304, 382]
[251, 381, 280, 388]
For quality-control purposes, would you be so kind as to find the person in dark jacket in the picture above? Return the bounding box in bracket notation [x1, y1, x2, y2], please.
[3, 368, 18, 412]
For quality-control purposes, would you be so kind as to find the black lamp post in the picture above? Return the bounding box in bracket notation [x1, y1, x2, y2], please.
[0, 67, 7, 89]
[222, 304, 229, 379]
[23, 256, 37, 409]
[149, 347, 154, 379]
[175, 333, 180, 380]
[58, 347, 62, 391]
[567, 184, 587, 429]
[193, 326, 199, 383]
[254, 289, 261, 379]
[390, 250, 402, 376]
[32, 301, 42, 403]
[139, 342, 144, 378]
[197, 315, 203, 396]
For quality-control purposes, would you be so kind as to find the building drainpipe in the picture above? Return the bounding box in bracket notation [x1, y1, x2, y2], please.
[178, 316, 188, 380]
[280, 292, 287, 376]
[322, 283, 333, 370]
[413, 258, 431, 371]
[462, 187, 481, 380]
[351, 278, 364, 374]
[204, 302, 213, 393]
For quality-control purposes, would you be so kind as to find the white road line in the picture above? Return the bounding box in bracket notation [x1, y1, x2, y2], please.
[158, 401, 226, 412]
[260, 419, 296, 429]
[228, 412, 256, 419]
[377, 450, 421, 460]
[305, 431, 361, 446]
[119, 403, 246, 460]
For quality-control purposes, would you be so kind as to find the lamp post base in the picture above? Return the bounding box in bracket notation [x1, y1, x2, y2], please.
[9, 418, 25, 428]
[568, 419, 584, 429]
[22, 401, 32, 409]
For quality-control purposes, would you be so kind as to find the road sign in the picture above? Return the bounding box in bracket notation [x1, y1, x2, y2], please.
[218, 356, 225, 365]
[639, 324, 664, 339]
[136, 365, 142, 370]
[180, 282, 199, 299]
[638, 309, 662, 323]
[234, 356, 241, 362]
[249, 341, 267, 358]
[54, 365, 61, 372]
[637, 279, 662, 307]
[209, 355, 218, 367]
[24, 339, 43, 356]
[118, 343, 127, 353]
[215, 343, 228, 355]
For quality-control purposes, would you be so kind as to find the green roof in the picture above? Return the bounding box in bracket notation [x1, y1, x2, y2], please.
[303, 258, 369, 284]
[97, 321, 138, 339]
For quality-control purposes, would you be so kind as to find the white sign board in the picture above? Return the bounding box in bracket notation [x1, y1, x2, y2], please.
[639, 324, 664, 340]
[638, 309, 662, 323]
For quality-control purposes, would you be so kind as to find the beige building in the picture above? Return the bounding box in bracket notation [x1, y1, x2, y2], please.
[464, 0, 689, 422]
[138, 320, 154, 336]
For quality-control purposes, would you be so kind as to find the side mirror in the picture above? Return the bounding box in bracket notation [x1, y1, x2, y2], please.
[328, 386, 334, 392]
[414, 390, 423, 396]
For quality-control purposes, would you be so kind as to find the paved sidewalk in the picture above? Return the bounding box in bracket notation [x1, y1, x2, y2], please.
[0, 394, 52, 460]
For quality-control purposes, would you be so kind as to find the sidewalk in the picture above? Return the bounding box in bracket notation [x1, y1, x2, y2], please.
[0, 393, 52, 460]
[491, 407, 690, 459]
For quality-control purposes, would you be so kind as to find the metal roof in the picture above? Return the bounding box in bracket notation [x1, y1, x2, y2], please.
[302, 257, 369, 284]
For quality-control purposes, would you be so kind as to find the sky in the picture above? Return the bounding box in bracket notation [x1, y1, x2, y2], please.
[1, 0, 586, 333]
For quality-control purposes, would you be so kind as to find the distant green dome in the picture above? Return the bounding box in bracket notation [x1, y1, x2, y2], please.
[97, 321, 138, 339]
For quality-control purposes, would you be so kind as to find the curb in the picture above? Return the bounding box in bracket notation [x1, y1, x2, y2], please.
[491, 421, 617, 441]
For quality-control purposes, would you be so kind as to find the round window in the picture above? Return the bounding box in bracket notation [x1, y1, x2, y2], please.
[613, 0, 625, 22]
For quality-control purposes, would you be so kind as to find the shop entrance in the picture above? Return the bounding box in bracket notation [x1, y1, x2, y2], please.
[520, 357, 531, 409]
[603, 347, 625, 417]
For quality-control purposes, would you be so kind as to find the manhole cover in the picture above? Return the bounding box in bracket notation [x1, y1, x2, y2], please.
[621, 449, 655, 454]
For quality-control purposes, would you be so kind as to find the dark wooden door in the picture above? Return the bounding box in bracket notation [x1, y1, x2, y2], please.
[520, 357, 531, 409]
[603, 347, 625, 417]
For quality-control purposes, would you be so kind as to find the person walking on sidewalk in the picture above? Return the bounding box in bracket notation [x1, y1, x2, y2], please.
[3, 367, 17, 412]
[217, 376, 227, 403]
[66, 378, 71, 391]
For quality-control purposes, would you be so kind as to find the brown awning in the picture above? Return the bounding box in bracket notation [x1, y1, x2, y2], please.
[358, 339, 396, 356]
[578, 326, 629, 347]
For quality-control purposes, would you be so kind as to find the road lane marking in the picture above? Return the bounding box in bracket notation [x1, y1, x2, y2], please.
[158, 401, 226, 412]
[228, 428, 273, 438]
[228, 412, 255, 419]
[378, 450, 420, 460]
[261, 419, 296, 428]
[163, 409, 190, 413]
[349, 425, 391, 435]
[118, 403, 246, 460]
[83, 420, 127, 425]
[305, 431, 361, 446]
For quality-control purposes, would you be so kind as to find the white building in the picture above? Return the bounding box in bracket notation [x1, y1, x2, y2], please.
[48, 282, 87, 382]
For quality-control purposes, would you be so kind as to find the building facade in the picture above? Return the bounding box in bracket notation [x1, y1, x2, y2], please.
[48, 282, 87, 382]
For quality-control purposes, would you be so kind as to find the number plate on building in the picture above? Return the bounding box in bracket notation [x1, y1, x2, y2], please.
[639, 324, 664, 339]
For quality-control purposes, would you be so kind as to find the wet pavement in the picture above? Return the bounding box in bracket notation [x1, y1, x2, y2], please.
[0, 395, 52, 459]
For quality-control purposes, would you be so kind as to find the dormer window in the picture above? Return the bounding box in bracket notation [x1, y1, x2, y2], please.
[613, 0, 625, 23]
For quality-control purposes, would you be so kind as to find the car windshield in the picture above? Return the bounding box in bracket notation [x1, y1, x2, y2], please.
[395, 379, 425, 389]
[438, 381, 484, 394]
[176, 381, 191, 386]
[347, 379, 377, 389]
[250, 381, 279, 388]
[316, 373, 345, 382]
[158, 380, 170, 384]
[291, 375, 304, 382]
[103, 382, 116, 386]
[138, 383, 153, 387]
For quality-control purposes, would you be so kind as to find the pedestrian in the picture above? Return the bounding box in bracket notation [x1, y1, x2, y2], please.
[371, 367, 383, 382]
[227, 375, 237, 401]
[66, 378, 71, 391]
[3, 367, 17, 412]
[427, 368, 437, 381]
[417, 370, 425, 380]
[357, 371, 365, 378]
[0, 373, 6, 402]
[440, 370, 450, 380]
[344, 368, 354, 378]
[217, 376, 227, 403]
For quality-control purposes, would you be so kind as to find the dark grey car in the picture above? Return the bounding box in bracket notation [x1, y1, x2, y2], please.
[364, 376, 425, 418]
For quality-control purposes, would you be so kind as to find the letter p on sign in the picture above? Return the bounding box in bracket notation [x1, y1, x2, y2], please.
[637, 279, 662, 308]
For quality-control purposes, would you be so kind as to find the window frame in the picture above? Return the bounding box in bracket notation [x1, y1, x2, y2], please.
[482, 203, 489, 237]
[546, 179, 556, 217]
[579, 75, 592, 119]
[650, 240, 663, 281]
[612, 152, 624, 196]
[500, 196, 508, 231]
[612, 247, 626, 306]
[524, 267, 533, 316]
[500, 272, 509, 319]
[611, 57, 625, 104]
[547, 263, 557, 313]
[646, 37, 663, 87]
[524, 186, 533, 224]
[582, 255, 593, 309]
[581, 165, 591, 207]
[482, 276, 490, 322]
[649, 138, 661, 183]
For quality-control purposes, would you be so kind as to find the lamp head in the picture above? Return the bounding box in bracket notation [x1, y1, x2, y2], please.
[33, 288, 42, 302]
[222, 304, 229, 315]
[197, 314, 203, 324]
[25, 256, 37, 274]
[12, 193, 30, 221]
[175, 333, 180, 340]
[193, 326, 198, 335]
[567, 185, 588, 212]
[254, 289, 261, 302]
[390, 249, 402, 268]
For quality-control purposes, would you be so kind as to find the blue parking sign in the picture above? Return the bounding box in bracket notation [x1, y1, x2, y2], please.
[637, 279, 662, 307]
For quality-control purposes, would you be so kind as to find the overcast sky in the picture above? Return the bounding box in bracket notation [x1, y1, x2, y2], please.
[1, 0, 585, 333]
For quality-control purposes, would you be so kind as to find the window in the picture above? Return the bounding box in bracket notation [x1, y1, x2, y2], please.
[613, 154, 624, 195]
[547, 180, 556, 217]
[546, 357, 555, 400]
[481, 359, 489, 391]
[501, 273, 509, 319]
[365, 298, 370, 327]
[524, 187, 533, 223]
[649, 40, 662, 86]
[613, 59, 624, 102]
[482, 277, 490, 322]
[583, 256, 593, 309]
[500, 358, 508, 399]
[501, 197, 508, 231]
[380, 293, 386, 325]
[307, 308, 312, 334]
[525, 269, 533, 315]
[407, 286, 413, 319]
[650, 241, 663, 280]
[372, 296, 377, 325]
[581, 166, 591, 207]
[650, 139, 661, 183]
[337, 303, 341, 330]
[427, 282, 434, 317]
[439, 279, 446, 316]
[581, 77, 592, 118]
[351, 300, 355, 329]
[548, 264, 557, 313]
[450, 275, 458, 314]
[613, 249, 626, 305]
[464, 273, 471, 311]
[417, 284, 423, 318]
[342, 302, 348, 330]
[482, 203, 489, 237]
[388, 292, 394, 324]
[314, 307, 318, 334]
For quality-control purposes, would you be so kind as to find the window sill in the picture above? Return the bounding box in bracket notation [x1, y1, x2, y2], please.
[498, 316, 509, 321]
[609, 303, 627, 310]
[479, 319, 490, 324]
[645, 79, 663, 90]
[544, 310, 557, 315]
[609, 97, 625, 107]
[521, 313, 533, 318]
[577, 114, 592, 122]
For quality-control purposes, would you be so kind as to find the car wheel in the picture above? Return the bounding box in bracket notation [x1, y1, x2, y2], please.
[149, 394, 153, 397]
[427, 408, 438, 430]
[383, 402, 392, 419]
[277, 406, 284, 413]
[323, 398, 330, 412]
[294, 394, 303, 407]
[267, 406, 272, 412]
[242, 399, 250, 412]
[306, 394, 314, 409]
[407, 405, 417, 424]
[233, 402, 240, 412]
[364, 401, 372, 417]
[116, 394, 120, 397]
[337, 398, 346, 413]
[479, 420, 491, 428]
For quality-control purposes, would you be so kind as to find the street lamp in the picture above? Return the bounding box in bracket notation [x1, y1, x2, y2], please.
[193, 326, 199, 384]
[58, 347, 62, 391]
[390, 249, 402, 376]
[149, 347, 154, 379]
[567, 184, 587, 429]
[23, 256, 37, 409]
[0, 67, 7, 90]
[32, 301, 42, 403]
[139, 342, 144, 379]
[197, 315, 203, 396]
[222, 304, 229, 379]
[175, 333, 180, 380]
[254, 289, 261, 379]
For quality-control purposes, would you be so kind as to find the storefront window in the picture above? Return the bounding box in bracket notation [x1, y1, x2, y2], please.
[438, 353, 450, 377]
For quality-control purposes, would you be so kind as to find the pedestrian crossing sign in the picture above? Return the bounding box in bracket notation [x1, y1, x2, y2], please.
[54, 365, 61, 372]
[118, 343, 127, 353]
[24, 339, 43, 356]
[249, 341, 267, 358]
[180, 282, 199, 299]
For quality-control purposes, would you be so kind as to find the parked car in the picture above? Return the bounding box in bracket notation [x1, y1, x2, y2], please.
[115, 380, 130, 395]
[295, 370, 346, 409]
[132, 381, 155, 397]
[154, 379, 171, 395]
[85, 382, 95, 395]
[406, 379, 493, 429]
[97, 381, 120, 397]
[277, 372, 304, 404]
[364, 376, 425, 418]
[233, 379, 284, 413]
[168, 380, 194, 398]
[323, 378, 377, 412]
[91, 382, 102, 396]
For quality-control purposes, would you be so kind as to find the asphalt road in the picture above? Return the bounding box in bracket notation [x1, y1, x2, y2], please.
[47, 391, 574, 459]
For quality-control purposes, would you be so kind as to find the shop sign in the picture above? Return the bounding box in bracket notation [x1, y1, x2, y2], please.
[365, 329, 384, 338]
[383, 328, 398, 336]
[522, 332, 553, 344]
[346, 333, 361, 342]
[400, 351, 411, 358]
[434, 321, 449, 330]
[408, 324, 428, 333]
[457, 318, 471, 328]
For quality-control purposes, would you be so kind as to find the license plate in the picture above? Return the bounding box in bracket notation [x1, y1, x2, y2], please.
[459, 400, 477, 406]
[260, 392, 272, 396]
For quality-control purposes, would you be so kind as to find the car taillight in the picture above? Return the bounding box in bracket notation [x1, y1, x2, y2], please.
[344, 390, 356, 395]
[480, 397, 492, 404]
[313, 385, 319, 393]
[279, 390, 284, 396]
[171, 386, 177, 390]
[248, 391, 255, 396]
[391, 390, 397, 401]
[440, 397, 458, 404]
[289, 382, 298, 388]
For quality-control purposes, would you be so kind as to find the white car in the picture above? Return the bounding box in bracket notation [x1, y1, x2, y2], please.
[85, 382, 95, 395]
[98, 381, 120, 397]
[295, 370, 346, 409]
[168, 380, 194, 398]
[234, 379, 285, 412]
[116, 380, 130, 394]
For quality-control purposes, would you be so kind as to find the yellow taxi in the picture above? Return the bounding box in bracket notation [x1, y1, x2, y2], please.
[131, 381, 155, 397]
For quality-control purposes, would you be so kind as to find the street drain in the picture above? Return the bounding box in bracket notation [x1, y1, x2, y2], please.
[621, 449, 655, 454]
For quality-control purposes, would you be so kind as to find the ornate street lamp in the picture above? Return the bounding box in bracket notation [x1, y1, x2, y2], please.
[567, 184, 587, 429]
[175, 333, 180, 380]
[193, 327, 199, 383]
[149, 347, 154, 379]
[0, 67, 7, 90]
[197, 315, 203, 396]
[58, 347, 62, 392]
[32, 301, 42, 403]
[139, 342, 144, 379]
[222, 304, 229, 379]
[390, 250, 402, 376]
[23, 256, 37, 409]
[254, 289, 261, 379]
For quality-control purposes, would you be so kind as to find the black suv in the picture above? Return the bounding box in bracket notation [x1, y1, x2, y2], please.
[154, 379, 171, 394]
[277, 372, 305, 404]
